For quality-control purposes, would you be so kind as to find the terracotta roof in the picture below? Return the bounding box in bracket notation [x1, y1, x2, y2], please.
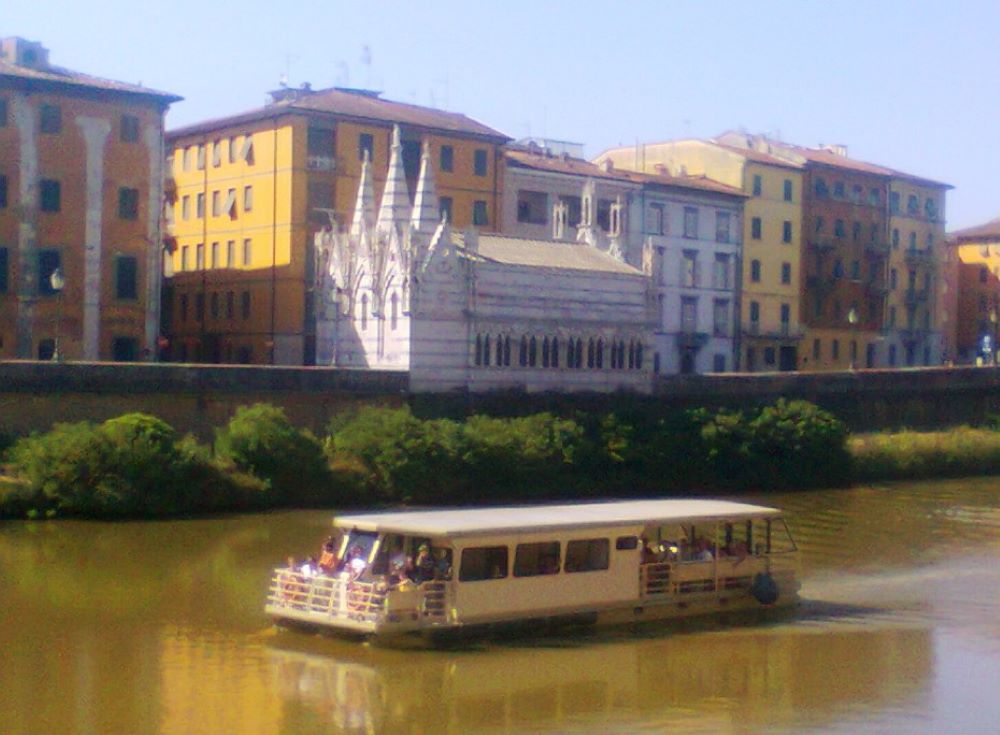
[616, 169, 747, 198]
[507, 148, 745, 198]
[169, 87, 509, 141]
[709, 141, 804, 170]
[950, 217, 1000, 242]
[505, 148, 636, 183]
[0, 60, 181, 103]
[456, 233, 643, 276]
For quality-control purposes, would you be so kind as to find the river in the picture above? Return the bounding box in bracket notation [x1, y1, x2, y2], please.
[2, 478, 1000, 734]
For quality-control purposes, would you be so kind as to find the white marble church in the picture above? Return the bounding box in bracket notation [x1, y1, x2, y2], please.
[314, 127, 656, 393]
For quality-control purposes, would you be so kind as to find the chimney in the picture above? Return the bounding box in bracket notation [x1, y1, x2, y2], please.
[0, 37, 50, 70]
[653, 163, 669, 176]
[821, 143, 848, 157]
[602, 158, 614, 172]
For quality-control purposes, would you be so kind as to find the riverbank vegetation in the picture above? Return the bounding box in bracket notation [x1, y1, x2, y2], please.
[1, 398, 996, 520]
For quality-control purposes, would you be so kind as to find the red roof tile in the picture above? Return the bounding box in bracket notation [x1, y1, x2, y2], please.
[0, 60, 181, 103]
[506, 148, 746, 198]
[950, 217, 1000, 242]
[169, 87, 508, 141]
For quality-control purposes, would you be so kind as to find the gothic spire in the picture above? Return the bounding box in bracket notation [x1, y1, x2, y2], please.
[377, 124, 411, 237]
[351, 148, 376, 238]
[410, 139, 439, 236]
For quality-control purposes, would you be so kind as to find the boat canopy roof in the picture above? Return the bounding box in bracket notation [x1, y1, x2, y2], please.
[332, 499, 783, 539]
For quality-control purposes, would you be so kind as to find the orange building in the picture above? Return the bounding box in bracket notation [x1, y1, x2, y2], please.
[164, 86, 509, 365]
[951, 217, 1000, 362]
[0, 37, 180, 360]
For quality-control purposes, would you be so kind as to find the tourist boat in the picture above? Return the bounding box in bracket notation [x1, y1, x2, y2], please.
[265, 499, 800, 642]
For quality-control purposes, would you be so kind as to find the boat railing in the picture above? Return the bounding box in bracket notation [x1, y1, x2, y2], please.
[268, 568, 452, 625]
[640, 553, 775, 598]
[268, 568, 388, 623]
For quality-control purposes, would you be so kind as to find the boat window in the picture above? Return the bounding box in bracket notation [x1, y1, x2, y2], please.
[459, 546, 509, 582]
[370, 533, 405, 575]
[513, 542, 561, 577]
[615, 536, 639, 550]
[766, 518, 798, 554]
[343, 530, 379, 562]
[564, 539, 609, 573]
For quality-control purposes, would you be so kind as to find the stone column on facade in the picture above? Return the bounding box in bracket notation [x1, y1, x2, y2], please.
[13, 95, 38, 358]
[75, 117, 111, 360]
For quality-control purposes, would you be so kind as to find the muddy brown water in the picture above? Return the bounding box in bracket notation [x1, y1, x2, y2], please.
[2, 477, 1000, 734]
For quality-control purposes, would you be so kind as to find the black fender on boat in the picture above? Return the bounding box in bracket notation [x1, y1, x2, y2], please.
[750, 572, 780, 605]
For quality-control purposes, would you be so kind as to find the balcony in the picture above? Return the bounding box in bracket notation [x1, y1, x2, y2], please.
[808, 239, 836, 253]
[743, 323, 804, 340]
[805, 274, 837, 295]
[307, 155, 337, 172]
[865, 241, 890, 258]
[903, 248, 935, 267]
[676, 331, 710, 350]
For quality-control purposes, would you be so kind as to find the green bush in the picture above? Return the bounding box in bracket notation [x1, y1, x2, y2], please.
[690, 400, 850, 491]
[4, 414, 268, 518]
[327, 407, 463, 503]
[215, 404, 335, 506]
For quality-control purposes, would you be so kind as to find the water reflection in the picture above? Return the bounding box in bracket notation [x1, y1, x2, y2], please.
[264, 620, 931, 734]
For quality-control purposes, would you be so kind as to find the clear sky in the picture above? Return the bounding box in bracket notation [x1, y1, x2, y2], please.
[5, 1, 997, 229]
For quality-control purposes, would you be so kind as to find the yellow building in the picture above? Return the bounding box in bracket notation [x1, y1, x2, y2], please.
[164, 86, 509, 365]
[594, 140, 804, 371]
[0, 37, 179, 361]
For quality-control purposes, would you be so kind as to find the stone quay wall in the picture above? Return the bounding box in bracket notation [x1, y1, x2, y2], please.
[2, 361, 999, 439]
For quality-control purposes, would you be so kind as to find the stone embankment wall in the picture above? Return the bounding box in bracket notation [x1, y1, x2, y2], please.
[0, 361, 407, 438]
[2, 361, 999, 438]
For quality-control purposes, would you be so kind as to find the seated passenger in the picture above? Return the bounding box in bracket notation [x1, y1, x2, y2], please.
[345, 545, 368, 579]
[693, 538, 714, 562]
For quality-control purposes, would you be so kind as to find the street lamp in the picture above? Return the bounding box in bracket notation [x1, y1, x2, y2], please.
[991, 308, 998, 365]
[847, 305, 859, 370]
[49, 266, 65, 361]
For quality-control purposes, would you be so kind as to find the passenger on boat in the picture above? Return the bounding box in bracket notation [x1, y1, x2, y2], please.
[640, 536, 658, 564]
[388, 558, 412, 588]
[345, 545, 368, 579]
[692, 538, 714, 562]
[412, 544, 436, 583]
[318, 537, 339, 574]
[434, 548, 453, 580]
[298, 556, 319, 577]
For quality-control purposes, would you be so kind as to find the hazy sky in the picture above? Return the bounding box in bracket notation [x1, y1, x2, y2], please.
[6, 1, 997, 229]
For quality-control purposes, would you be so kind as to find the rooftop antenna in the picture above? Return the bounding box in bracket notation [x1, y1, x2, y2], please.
[283, 53, 298, 86]
[360, 44, 372, 89]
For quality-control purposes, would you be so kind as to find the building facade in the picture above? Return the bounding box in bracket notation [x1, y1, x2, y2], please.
[950, 217, 1000, 363]
[164, 86, 509, 365]
[883, 175, 951, 367]
[594, 139, 803, 372]
[316, 127, 656, 393]
[0, 37, 179, 361]
[506, 145, 746, 374]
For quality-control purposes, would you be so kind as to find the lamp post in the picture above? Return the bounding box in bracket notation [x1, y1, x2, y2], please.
[50, 266, 65, 361]
[847, 305, 859, 370]
[991, 308, 998, 365]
